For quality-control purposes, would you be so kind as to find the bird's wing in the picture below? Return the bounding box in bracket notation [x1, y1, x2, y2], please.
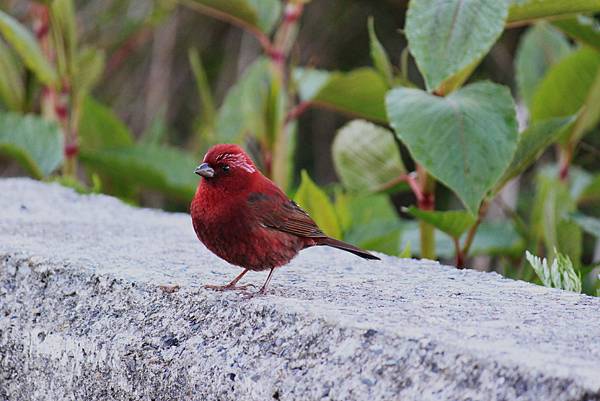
[247, 191, 325, 238]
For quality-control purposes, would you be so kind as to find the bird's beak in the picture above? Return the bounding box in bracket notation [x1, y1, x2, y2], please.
[194, 163, 214, 178]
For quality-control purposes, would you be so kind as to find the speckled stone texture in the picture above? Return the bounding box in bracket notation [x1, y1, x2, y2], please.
[1, 178, 600, 401]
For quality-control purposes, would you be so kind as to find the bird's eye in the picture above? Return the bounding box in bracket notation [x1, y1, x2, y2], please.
[221, 164, 230, 172]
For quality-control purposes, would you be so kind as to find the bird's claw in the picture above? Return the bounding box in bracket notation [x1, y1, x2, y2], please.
[203, 283, 256, 292]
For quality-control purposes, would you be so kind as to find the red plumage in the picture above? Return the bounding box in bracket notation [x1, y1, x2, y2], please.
[190, 144, 379, 294]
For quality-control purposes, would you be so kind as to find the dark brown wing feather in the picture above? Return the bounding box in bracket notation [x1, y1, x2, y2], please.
[247, 191, 380, 260]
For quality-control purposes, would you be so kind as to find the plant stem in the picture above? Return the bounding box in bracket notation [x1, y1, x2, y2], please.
[270, 1, 304, 190]
[461, 201, 489, 258]
[417, 165, 436, 260]
[558, 143, 573, 182]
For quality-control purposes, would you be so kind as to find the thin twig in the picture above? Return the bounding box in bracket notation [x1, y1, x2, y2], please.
[181, 0, 273, 52]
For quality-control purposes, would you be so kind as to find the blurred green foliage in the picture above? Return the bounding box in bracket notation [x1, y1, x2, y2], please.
[1, 0, 600, 295]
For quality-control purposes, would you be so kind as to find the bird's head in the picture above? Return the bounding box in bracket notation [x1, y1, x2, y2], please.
[194, 144, 258, 190]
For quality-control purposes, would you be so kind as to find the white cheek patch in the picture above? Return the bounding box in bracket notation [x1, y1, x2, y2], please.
[217, 153, 256, 173]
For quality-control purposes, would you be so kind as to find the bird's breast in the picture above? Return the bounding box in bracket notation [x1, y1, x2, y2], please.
[191, 191, 303, 270]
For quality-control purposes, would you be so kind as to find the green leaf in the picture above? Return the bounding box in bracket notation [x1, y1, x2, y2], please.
[553, 16, 600, 52]
[496, 115, 576, 190]
[526, 250, 581, 293]
[0, 112, 63, 178]
[188, 47, 216, 136]
[340, 193, 402, 255]
[332, 120, 405, 193]
[0, 10, 58, 85]
[386, 81, 518, 213]
[404, 207, 476, 238]
[400, 220, 524, 258]
[79, 144, 198, 200]
[185, 0, 282, 34]
[469, 221, 525, 257]
[405, 0, 508, 92]
[531, 173, 581, 263]
[399, 242, 411, 258]
[73, 47, 105, 98]
[570, 212, 600, 238]
[50, 0, 78, 78]
[507, 0, 600, 24]
[293, 170, 341, 239]
[294, 67, 388, 122]
[515, 22, 572, 107]
[0, 38, 24, 111]
[368, 17, 393, 87]
[531, 47, 600, 141]
[216, 57, 272, 144]
[78, 97, 133, 152]
[579, 174, 600, 203]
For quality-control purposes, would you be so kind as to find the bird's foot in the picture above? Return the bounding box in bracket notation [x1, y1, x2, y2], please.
[203, 283, 256, 292]
[159, 284, 181, 293]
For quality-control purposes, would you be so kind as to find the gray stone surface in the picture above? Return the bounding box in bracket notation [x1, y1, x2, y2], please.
[1, 178, 600, 401]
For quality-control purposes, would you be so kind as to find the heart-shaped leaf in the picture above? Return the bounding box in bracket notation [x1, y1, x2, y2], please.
[332, 120, 405, 193]
[0, 113, 63, 178]
[405, 0, 508, 92]
[294, 67, 388, 122]
[404, 207, 476, 239]
[386, 81, 518, 213]
[515, 22, 571, 107]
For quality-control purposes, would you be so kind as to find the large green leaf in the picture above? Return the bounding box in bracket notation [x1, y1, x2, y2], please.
[554, 16, 600, 52]
[368, 17, 393, 87]
[293, 170, 341, 238]
[184, 0, 281, 34]
[332, 119, 405, 193]
[78, 97, 133, 152]
[404, 207, 476, 238]
[515, 22, 572, 107]
[386, 81, 518, 213]
[0, 39, 24, 111]
[570, 212, 600, 238]
[531, 47, 600, 141]
[0, 10, 57, 85]
[496, 115, 576, 190]
[294, 68, 387, 122]
[79, 144, 198, 200]
[405, 0, 508, 92]
[339, 193, 402, 255]
[0, 113, 63, 178]
[216, 57, 271, 144]
[507, 0, 600, 23]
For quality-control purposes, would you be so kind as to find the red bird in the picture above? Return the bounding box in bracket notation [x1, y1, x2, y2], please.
[190, 144, 380, 294]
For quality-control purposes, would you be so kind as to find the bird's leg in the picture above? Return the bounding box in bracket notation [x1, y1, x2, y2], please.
[258, 268, 276, 295]
[204, 269, 255, 291]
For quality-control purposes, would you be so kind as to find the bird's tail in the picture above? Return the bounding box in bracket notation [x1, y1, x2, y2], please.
[317, 237, 380, 260]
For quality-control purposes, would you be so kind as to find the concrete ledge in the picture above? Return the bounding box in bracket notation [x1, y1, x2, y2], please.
[1, 178, 600, 401]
